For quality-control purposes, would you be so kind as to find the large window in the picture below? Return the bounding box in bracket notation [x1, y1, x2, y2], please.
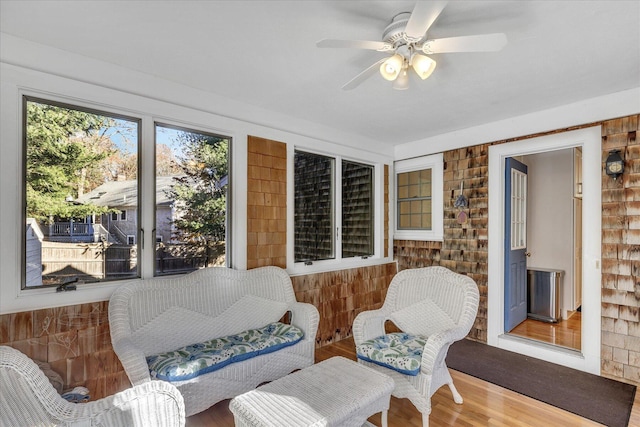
[394, 154, 444, 241]
[294, 150, 374, 264]
[23, 97, 230, 289]
[24, 97, 140, 288]
[154, 124, 229, 276]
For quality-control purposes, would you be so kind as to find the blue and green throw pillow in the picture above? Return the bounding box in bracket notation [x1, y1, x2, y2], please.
[147, 322, 304, 381]
[356, 332, 427, 376]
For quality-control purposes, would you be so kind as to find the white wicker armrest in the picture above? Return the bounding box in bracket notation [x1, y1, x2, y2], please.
[0, 346, 185, 427]
[112, 337, 151, 386]
[353, 309, 387, 345]
[419, 325, 468, 375]
[82, 380, 185, 426]
[419, 331, 450, 375]
[289, 302, 320, 343]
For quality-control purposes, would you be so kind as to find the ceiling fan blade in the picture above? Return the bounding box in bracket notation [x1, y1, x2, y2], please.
[342, 58, 387, 90]
[316, 39, 393, 52]
[422, 33, 508, 54]
[404, 0, 449, 41]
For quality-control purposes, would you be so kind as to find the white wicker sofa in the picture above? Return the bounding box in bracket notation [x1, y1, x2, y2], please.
[108, 266, 319, 417]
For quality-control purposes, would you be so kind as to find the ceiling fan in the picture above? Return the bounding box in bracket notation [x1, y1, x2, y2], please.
[317, 1, 507, 90]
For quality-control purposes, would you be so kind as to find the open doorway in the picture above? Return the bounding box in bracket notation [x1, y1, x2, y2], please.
[487, 126, 601, 375]
[506, 148, 582, 352]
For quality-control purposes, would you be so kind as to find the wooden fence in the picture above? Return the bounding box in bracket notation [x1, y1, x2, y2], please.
[41, 241, 225, 284]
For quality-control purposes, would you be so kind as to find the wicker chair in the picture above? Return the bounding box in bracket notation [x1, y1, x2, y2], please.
[353, 266, 480, 427]
[0, 345, 185, 427]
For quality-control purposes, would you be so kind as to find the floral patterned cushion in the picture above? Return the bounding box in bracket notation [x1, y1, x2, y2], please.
[146, 322, 304, 381]
[356, 332, 427, 376]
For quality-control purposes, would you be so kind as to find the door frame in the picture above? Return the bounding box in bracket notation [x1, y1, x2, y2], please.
[487, 126, 601, 374]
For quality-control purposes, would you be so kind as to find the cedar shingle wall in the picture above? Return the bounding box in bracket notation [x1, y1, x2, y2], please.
[395, 113, 640, 385]
[247, 136, 287, 269]
[0, 302, 128, 400]
[395, 144, 491, 341]
[3, 115, 638, 401]
[291, 263, 397, 347]
[601, 115, 640, 383]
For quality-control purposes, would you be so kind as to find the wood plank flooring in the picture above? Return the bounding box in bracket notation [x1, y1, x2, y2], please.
[186, 334, 640, 426]
[509, 311, 581, 350]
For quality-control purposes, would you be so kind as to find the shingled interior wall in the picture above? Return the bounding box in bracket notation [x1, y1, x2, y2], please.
[2, 116, 638, 400]
[395, 114, 640, 385]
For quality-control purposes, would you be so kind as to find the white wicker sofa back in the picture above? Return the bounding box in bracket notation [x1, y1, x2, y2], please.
[109, 266, 319, 417]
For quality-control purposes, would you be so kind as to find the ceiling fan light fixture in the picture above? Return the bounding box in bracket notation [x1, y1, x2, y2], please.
[393, 67, 410, 90]
[379, 54, 404, 81]
[411, 54, 436, 80]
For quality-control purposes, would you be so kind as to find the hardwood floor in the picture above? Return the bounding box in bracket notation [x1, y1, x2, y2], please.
[186, 335, 640, 426]
[509, 311, 581, 350]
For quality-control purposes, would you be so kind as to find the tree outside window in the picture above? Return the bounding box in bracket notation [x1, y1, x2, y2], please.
[25, 98, 139, 288]
[155, 124, 229, 275]
[23, 98, 230, 288]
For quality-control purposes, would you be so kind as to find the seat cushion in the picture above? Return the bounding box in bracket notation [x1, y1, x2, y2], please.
[147, 322, 304, 381]
[356, 332, 427, 376]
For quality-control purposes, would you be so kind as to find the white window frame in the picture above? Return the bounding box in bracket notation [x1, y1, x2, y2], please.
[393, 153, 444, 242]
[2, 77, 235, 313]
[287, 145, 387, 275]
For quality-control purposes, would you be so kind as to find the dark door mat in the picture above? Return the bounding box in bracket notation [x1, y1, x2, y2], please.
[446, 339, 636, 427]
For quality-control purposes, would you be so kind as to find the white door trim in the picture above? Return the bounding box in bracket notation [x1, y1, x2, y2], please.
[487, 126, 602, 374]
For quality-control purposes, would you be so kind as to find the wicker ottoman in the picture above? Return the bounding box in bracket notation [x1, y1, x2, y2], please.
[229, 356, 394, 427]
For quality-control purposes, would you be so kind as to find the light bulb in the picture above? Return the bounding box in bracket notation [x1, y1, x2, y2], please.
[411, 54, 437, 80]
[379, 54, 404, 81]
[393, 68, 409, 90]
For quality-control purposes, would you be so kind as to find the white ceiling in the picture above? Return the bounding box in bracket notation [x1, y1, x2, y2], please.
[1, 1, 639, 146]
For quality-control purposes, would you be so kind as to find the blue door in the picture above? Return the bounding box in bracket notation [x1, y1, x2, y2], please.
[504, 157, 528, 332]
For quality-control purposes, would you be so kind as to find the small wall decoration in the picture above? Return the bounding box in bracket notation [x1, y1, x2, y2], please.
[454, 181, 469, 224]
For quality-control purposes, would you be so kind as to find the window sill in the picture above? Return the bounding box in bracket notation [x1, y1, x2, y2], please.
[1, 278, 142, 315]
[287, 256, 394, 277]
[393, 230, 443, 242]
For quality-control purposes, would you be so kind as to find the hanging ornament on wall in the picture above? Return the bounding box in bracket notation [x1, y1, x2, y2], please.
[454, 181, 469, 224]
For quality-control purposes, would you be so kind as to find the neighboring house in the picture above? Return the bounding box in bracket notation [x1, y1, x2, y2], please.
[75, 175, 180, 245]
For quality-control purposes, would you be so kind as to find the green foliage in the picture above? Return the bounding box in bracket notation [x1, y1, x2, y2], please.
[169, 131, 228, 243]
[26, 100, 125, 221]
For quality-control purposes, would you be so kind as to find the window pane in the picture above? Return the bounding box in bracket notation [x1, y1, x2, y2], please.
[155, 124, 229, 276]
[294, 151, 334, 262]
[25, 98, 139, 288]
[342, 160, 374, 258]
[420, 169, 432, 197]
[396, 167, 433, 231]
